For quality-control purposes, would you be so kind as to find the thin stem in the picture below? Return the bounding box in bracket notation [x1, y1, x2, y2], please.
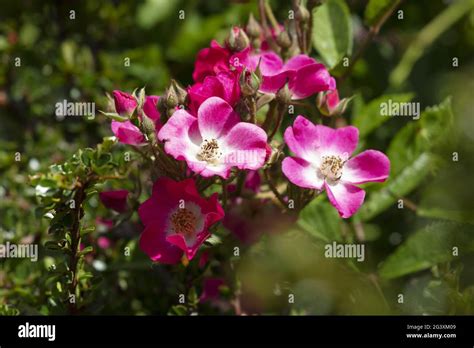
[221, 179, 228, 210]
[340, 0, 402, 81]
[268, 103, 286, 141]
[264, 168, 287, 208]
[264, 0, 280, 34]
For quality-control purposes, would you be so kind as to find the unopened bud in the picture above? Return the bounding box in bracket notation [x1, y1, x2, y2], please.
[169, 79, 188, 106]
[246, 14, 261, 38]
[226, 26, 250, 52]
[141, 114, 156, 138]
[240, 69, 261, 96]
[276, 30, 291, 49]
[295, 5, 310, 23]
[276, 83, 292, 104]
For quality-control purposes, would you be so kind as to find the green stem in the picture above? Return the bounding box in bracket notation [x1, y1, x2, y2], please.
[390, 0, 474, 88]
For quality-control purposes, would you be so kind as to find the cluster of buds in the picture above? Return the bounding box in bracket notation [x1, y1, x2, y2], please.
[226, 26, 250, 52]
[158, 79, 188, 120]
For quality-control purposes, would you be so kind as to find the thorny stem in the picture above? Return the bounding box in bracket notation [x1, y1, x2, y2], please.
[340, 0, 402, 81]
[68, 178, 90, 315]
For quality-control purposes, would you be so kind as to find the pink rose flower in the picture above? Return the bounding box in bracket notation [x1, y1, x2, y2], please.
[138, 178, 224, 263]
[110, 90, 161, 145]
[158, 97, 268, 179]
[282, 116, 390, 218]
[99, 189, 129, 213]
[188, 70, 240, 115]
[200, 278, 225, 303]
[231, 51, 335, 100]
[97, 236, 112, 250]
[192, 40, 232, 83]
[113, 90, 137, 116]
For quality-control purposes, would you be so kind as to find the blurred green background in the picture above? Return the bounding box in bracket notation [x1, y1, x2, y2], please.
[0, 0, 473, 315]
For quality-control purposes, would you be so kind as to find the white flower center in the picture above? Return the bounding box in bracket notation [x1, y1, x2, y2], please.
[318, 155, 345, 184]
[197, 138, 222, 165]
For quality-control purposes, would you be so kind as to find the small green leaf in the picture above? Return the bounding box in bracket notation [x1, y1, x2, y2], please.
[358, 152, 437, 221]
[312, 0, 353, 68]
[379, 221, 474, 279]
[169, 305, 187, 316]
[99, 110, 129, 122]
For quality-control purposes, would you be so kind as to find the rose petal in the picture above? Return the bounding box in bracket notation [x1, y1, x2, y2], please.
[325, 182, 365, 218]
[197, 97, 240, 140]
[158, 109, 201, 161]
[139, 225, 183, 264]
[284, 115, 321, 163]
[111, 120, 144, 145]
[282, 156, 324, 190]
[342, 150, 390, 184]
[289, 63, 334, 100]
[221, 122, 268, 170]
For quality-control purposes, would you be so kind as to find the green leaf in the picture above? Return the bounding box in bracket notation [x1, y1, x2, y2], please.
[352, 93, 414, 138]
[379, 221, 474, 279]
[297, 195, 342, 242]
[99, 110, 129, 122]
[169, 305, 187, 316]
[312, 0, 353, 68]
[357, 98, 453, 220]
[417, 208, 474, 225]
[358, 152, 437, 221]
[364, 0, 398, 26]
[388, 97, 453, 176]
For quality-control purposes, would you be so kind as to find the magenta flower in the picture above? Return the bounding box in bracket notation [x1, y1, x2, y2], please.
[113, 90, 137, 116]
[231, 48, 288, 94]
[231, 51, 335, 99]
[111, 120, 144, 145]
[110, 90, 161, 145]
[188, 70, 240, 115]
[158, 97, 268, 179]
[99, 189, 129, 213]
[138, 178, 224, 263]
[282, 116, 390, 218]
[200, 278, 225, 303]
[192, 40, 232, 83]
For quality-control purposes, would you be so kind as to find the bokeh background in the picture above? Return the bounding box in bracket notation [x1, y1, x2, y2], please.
[0, 0, 473, 315]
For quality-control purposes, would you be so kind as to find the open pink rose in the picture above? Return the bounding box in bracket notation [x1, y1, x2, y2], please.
[282, 116, 390, 218]
[230, 51, 335, 99]
[99, 189, 129, 213]
[158, 97, 268, 179]
[138, 178, 224, 263]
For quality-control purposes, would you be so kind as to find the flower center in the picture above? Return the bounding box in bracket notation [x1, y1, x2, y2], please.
[170, 208, 197, 238]
[319, 155, 345, 183]
[196, 138, 222, 164]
